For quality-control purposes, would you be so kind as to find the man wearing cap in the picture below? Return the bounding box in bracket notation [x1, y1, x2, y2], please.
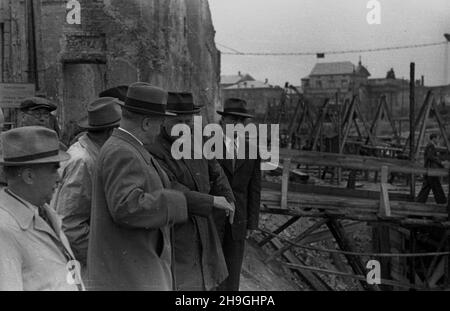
[20, 97, 58, 132]
[19, 97, 66, 150]
[87, 82, 188, 291]
[0, 126, 83, 291]
[52, 97, 122, 269]
[147, 92, 235, 291]
[214, 98, 261, 291]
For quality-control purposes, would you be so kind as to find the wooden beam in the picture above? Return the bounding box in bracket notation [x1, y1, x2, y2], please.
[382, 96, 402, 146]
[269, 238, 331, 291]
[281, 158, 291, 210]
[262, 190, 449, 218]
[265, 219, 328, 263]
[327, 219, 379, 291]
[414, 94, 433, 159]
[279, 149, 448, 177]
[340, 96, 357, 153]
[379, 166, 392, 217]
[262, 181, 412, 202]
[260, 206, 450, 228]
[258, 216, 301, 247]
[431, 99, 450, 152]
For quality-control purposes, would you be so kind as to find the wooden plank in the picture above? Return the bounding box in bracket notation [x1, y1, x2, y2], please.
[301, 222, 364, 244]
[327, 219, 378, 291]
[382, 96, 402, 146]
[258, 216, 301, 247]
[379, 166, 392, 217]
[281, 158, 291, 210]
[432, 99, 450, 152]
[262, 181, 412, 202]
[279, 149, 448, 177]
[260, 207, 450, 228]
[340, 97, 357, 153]
[354, 97, 376, 146]
[414, 94, 433, 159]
[269, 238, 331, 291]
[262, 190, 448, 218]
[265, 219, 328, 263]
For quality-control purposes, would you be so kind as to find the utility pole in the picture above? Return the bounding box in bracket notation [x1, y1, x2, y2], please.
[25, 0, 39, 90]
[410, 63, 415, 199]
[444, 34, 450, 85]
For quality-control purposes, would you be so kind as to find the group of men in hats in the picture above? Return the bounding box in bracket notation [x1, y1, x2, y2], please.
[0, 82, 261, 291]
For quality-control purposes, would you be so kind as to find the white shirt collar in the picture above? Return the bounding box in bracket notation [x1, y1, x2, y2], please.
[224, 134, 239, 154]
[119, 127, 143, 146]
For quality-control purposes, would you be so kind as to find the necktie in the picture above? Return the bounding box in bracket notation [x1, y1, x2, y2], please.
[232, 139, 238, 171]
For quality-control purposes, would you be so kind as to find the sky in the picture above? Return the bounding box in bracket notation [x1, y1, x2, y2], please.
[209, 0, 450, 87]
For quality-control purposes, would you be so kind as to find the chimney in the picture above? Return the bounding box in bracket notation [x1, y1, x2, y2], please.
[421, 75, 424, 86]
[265, 78, 268, 84]
[238, 71, 241, 77]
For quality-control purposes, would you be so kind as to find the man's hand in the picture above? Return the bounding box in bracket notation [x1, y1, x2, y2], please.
[246, 229, 256, 239]
[229, 202, 235, 225]
[214, 196, 234, 213]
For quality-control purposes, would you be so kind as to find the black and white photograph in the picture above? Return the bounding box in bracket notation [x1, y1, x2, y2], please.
[0, 0, 449, 301]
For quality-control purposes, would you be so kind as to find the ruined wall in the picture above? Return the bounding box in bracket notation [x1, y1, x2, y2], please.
[2, 0, 221, 138]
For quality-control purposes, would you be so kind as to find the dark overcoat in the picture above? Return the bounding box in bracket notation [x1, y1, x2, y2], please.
[215, 140, 261, 240]
[87, 129, 187, 291]
[147, 130, 235, 291]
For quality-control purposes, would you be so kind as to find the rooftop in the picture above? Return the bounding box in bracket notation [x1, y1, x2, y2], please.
[225, 80, 277, 89]
[310, 61, 356, 76]
[220, 72, 255, 85]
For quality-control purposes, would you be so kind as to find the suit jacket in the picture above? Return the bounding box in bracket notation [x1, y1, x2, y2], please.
[424, 142, 443, 169]
[87, 129, 187, 291]
[53, 133, 100, 266]
[147, 130, 234, 290]
[0, 189, 81, 291]
[215, 139, 261, 240]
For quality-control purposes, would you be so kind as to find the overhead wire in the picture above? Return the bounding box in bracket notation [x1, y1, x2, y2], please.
[218, 41, 448, 56]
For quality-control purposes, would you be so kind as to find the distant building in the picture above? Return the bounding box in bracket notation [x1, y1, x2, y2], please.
[301, 61, 371, 103]
[220, 72, 255, 88]
[300, 60, 443, 121]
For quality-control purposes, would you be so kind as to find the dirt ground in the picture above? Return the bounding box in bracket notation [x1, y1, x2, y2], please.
[239, 240, 301, 291]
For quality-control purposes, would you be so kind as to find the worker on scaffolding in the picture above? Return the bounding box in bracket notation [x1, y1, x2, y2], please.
[416, 133, 447, 204]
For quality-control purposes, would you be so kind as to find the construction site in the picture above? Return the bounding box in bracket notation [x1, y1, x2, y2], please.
[238, 61, 450, 291]
[1, 0, 450, 292]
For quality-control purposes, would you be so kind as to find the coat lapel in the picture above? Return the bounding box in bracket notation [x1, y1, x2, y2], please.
[43, 204, 76, 259]
[182, 158, 202, 191]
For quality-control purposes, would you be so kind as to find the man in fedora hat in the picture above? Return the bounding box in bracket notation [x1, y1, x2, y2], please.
[0, 126, 83, 290]
[147, 92, 235, 291]
[214, 98, 261, 291]
[52, 97, 122, 269]
[87, 82, 187, 291]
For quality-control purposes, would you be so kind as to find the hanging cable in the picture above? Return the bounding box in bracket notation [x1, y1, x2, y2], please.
[218, 41, 447, 56]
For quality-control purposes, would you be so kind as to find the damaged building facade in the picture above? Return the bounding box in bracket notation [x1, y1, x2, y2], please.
[0, 0, 221, 141]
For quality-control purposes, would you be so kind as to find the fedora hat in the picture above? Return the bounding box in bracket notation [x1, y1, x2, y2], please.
[78, 97, 122, 130]
[122, 82, 175, 116]
[0, 126, 70, 166]
[20, 97, 57, 112]
[217, 98, 254, 118]
[99, 85, 129, 102]
[167, 92, 201, 115]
